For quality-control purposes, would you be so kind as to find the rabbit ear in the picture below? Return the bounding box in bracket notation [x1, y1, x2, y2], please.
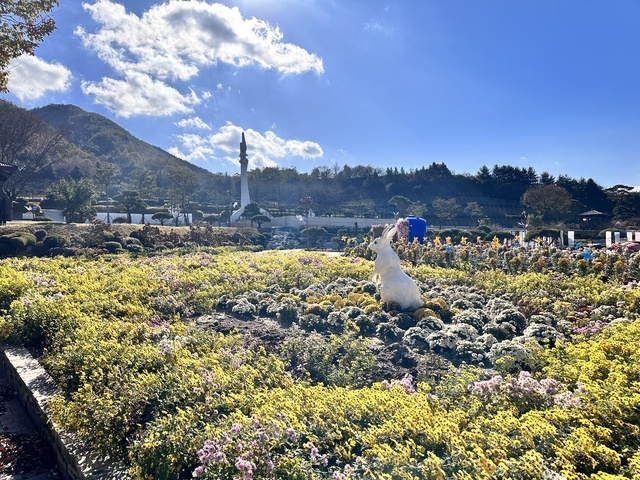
[380, 225, 391, 238]
[386, 226, 397, 240]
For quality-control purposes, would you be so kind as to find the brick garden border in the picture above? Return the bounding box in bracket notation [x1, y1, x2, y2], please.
[1, 347, 129, 480]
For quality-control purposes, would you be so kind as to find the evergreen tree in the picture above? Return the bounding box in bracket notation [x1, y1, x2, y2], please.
[114, 190, 147, 223]
[50, 178, 97, 224]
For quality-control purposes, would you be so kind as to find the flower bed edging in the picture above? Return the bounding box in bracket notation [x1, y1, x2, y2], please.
[1, 346, 130, 480]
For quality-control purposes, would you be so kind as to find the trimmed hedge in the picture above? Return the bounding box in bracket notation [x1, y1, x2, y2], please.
[0, 232, 37, 255]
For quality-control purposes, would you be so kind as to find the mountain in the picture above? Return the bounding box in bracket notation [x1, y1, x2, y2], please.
[32, 104, 212, 180]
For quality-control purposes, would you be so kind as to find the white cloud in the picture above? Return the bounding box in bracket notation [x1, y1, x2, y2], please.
[167, 133, 219, 163]
[287, 140, 323, 159]
[170, 121, 323, 169]
[176, 116, 212, 130]
[75, 0, 324, 115]
[81, 72, 199, 117]
[7, 55, 72, 101]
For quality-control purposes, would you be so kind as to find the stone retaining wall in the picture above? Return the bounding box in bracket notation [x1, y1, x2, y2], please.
[1, 347, 130, 480]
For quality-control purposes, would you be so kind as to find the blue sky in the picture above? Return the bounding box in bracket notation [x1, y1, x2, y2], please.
[3, 0, 640, 189]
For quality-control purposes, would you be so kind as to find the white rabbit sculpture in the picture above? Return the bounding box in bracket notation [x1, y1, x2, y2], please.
[368, 225, 424, 311]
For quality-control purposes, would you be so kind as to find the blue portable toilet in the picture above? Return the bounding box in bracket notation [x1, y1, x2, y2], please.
[406, 216, 427, 243]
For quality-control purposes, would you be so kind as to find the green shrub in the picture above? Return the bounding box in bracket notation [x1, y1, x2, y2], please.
[436, 229, 473, 243]
[280, 327, 375, 387]
[0, 232, 37, 252]
[43, 234, 67, 249]
[9, 235, 31, 249]
[103, 231, 120, 242]
[525, 227, 564, 242]
[484, 231, 514, 242]
[104, 241, 123, 253]
[34, 230, 47, 242]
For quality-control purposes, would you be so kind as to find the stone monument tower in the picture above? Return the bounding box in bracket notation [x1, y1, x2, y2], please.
[229, 133, 271, 223]
[230, 132, 251, 222]
[239, 132, 250, 207]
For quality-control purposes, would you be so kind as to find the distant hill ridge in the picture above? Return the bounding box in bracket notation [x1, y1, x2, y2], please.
[32, 103, 212, 179]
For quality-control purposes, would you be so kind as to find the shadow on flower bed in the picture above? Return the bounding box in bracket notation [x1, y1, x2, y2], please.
[210, 275, 572, 384]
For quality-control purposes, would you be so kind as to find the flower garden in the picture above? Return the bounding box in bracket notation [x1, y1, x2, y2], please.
[1, 232, 640, 479]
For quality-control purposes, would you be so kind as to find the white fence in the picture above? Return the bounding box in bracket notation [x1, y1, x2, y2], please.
[25, 209, 192, 225]
[28, 210, 378, 228]
[267, 215, 391, 229]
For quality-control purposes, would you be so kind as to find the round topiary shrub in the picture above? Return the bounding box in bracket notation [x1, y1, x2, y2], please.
[402, 327, 430, 352]
[100, 231, 117, 242]
[483, 319, 517, 341]
[126, 244, 144, 253]
[376, 322, 403, 343]
[231, 297, 257, 317]
[353, 314, 377, 336]
[104, 241, 123, 253]
[452, 308, 488, 331]
[437, 229, 473, 243]
[450, 298, 474, 310]
[267, 299, 299, 326]
[303, 303, 331, 317]
[455, 340, 487, 364]
[43, 234, 66, 249]
[493, 308, 527, 334]
[416, 315, 444, 333]
[34, 229, 47, 242]
[423, 297, 452, 321]
[476, 333, 498, 350]
[522, 323, 562, 346]
[488, 339, 536, 372]
[7, 232, 37, 250]
[351, 281, 378, 296]
[447, 323, 479, 342]
[426, 329, 458, 354]
[324, 311, 348, 332]
[295, 283, 327, 300]
[395, 313, 417, 330]
[484, 231, 515, 242]
[414, 307, 439, 321]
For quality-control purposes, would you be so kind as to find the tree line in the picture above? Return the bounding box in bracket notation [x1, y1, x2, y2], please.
[2, 100, 640, 229]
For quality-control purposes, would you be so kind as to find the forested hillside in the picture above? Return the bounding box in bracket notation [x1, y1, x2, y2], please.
[32, 104, 212, 179]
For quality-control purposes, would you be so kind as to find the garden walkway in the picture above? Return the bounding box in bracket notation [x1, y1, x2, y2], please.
[0, 360, 60, 479]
